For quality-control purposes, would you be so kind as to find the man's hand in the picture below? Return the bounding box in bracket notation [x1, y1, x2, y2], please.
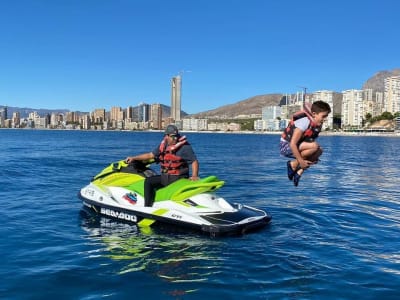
[125, 157, 135, 164]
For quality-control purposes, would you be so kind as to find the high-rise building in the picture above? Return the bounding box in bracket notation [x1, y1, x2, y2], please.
[150, 103, 162, 129]
[12, 111, 20, 128]
[92, 108, 106, 123]
[171, 75, 182, 122]
[0, 106, 7, 127]
[110, 106, 123, 121]
[384, 76, 400, 114]
[138, 102, 150, 122]
[126, 106, 134, 120]
[0, 106, 7, 119]
[312, 90, 334, 129]
[342, 89, 364, 128]
[82, 114, 91, 130]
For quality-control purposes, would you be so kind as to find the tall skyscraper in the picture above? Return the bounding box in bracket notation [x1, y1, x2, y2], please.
[171, 75, 182, 121]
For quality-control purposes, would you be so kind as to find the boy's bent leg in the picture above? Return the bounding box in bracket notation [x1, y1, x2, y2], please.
[299, 142, 322, 163]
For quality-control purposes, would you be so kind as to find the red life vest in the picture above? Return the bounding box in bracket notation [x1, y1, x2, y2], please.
[158, 136, 189, 175]
[282, 108, 321, 144]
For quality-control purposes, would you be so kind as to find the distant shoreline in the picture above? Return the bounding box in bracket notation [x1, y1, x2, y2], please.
[1, 127, 400, 137]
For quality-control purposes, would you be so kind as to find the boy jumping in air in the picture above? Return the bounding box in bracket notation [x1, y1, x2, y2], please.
[280, 100, 331, 186]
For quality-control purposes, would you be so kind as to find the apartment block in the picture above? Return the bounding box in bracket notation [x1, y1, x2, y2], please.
[312, 90, 334, 129]
[341, 89, 364, 128]
[384, 76, 400, 114]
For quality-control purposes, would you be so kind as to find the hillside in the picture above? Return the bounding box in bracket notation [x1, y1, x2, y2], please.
[362, 68, 400, 91]
[190, 94, 283, 119]
[1, 104, 187, 120]
[191, 92, 344, 119]
[190, 68, 400, 119]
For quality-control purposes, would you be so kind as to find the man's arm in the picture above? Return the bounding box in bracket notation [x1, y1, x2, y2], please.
[126, 152, 155, 164]
[190, 160, 199, 180]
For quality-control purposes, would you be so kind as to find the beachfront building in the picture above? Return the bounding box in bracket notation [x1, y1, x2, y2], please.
[384, 76, 400, 114]
[363, 89, 386, 117]
[126, 106, 134, 121]
[257, 106, 281, 131]
[92, 108, 106, 124]
[375, 91, 385, 116]
[110, 106, 124, 122]
[312, 90, 334, 130]
[150, 103, 162, 129]
[182, 118, 208, 131]
[341, 89, 364, 129]
[12, 111, 20, 128]
[396, 116, 400, 131]
[50, 113, 64, 128]
[81, 114, 91, 130]
[254, 119, 266, 131]
[0, 106, 7, 128]
[33, 112, 49, 129]
[137, 103, 150, 122]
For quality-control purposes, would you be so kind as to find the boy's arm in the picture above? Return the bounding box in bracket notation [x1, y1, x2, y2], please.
[289, 128, 312, 169]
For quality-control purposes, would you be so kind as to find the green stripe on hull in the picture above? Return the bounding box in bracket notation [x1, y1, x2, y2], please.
[138, 208, 169, 227]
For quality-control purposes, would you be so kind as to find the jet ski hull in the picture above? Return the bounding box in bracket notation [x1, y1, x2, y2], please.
[78, 160, 271, 236]
[79, 191, 271, 236]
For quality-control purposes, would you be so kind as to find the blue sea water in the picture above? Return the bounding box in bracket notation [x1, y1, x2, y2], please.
[1, 129, 400, 299]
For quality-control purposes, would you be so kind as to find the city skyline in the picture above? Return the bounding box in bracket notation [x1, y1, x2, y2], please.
[1, 1, 399, 114]
[2, 73, 399, 132]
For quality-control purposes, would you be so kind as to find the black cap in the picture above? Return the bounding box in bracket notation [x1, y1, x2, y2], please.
[165, 124, 179, 135]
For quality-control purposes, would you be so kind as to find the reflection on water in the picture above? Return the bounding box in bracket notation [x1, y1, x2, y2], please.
[80, 211, 224, 284]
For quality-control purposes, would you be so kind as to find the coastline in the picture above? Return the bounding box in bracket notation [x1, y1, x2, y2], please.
[1, 127, 399, 137]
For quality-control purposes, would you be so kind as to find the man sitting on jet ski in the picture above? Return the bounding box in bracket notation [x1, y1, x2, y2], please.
[125, 124, 200, 207]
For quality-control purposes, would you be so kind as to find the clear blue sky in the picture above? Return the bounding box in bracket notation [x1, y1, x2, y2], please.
[0, 0, 399, 114]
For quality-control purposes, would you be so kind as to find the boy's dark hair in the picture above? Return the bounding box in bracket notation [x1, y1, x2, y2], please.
[311, 101, 331, 114]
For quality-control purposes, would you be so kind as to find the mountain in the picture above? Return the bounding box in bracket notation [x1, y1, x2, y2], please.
[0, 106, 71, 118]
[190, 94, 283, 119]
[190, 93, 344, 118]
[0, 104, 188, 119]
[362, 68, 400, 91]
[191, 68, 400, 118]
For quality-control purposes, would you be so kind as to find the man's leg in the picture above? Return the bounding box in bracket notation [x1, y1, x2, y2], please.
[144, 175, 162, 207]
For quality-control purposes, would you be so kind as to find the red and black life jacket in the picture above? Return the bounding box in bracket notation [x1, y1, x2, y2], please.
[282, 109, 321, 144]
[158, 136, 189, 175]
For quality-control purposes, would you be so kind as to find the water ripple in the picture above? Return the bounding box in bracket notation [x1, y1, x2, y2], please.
[2, 131, 400, 299]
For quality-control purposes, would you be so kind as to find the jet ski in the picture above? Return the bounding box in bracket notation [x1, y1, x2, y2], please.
[78, 159, 271, 236]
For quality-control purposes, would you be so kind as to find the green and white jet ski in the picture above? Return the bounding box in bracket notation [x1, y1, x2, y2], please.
[78, 160, 271, 236]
